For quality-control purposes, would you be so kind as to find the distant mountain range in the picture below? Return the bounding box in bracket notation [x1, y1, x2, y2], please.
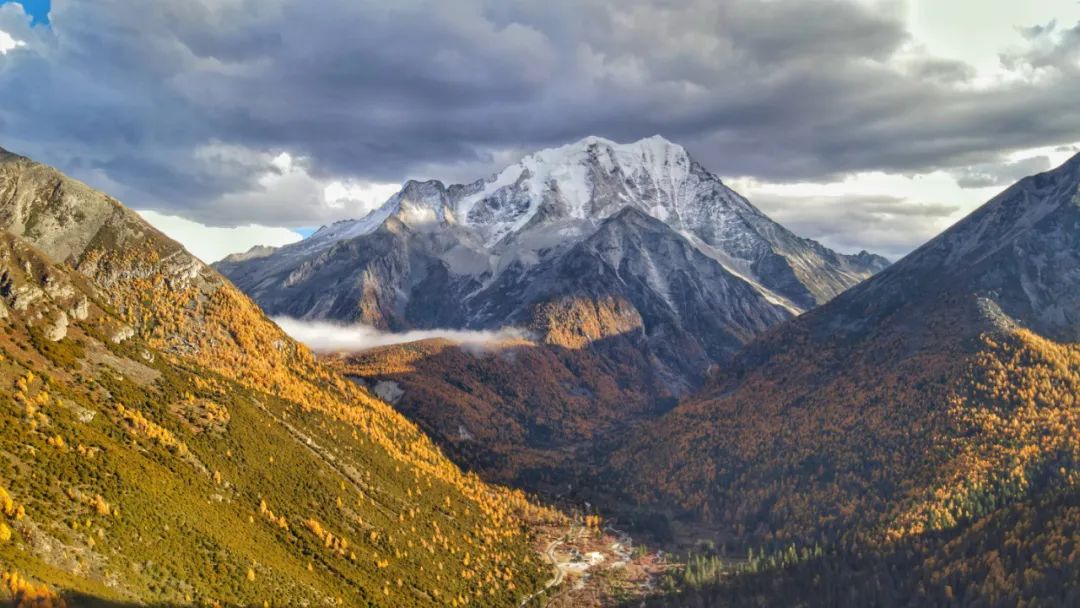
[217, 136, 888, 390]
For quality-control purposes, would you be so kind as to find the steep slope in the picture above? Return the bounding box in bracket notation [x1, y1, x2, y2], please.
[218, 216, 483, 330]
[216, 180, 489, 329]
[612, 151, 1080, 565]
[449, 135, 886, 311]
[0, 147, 557, 606]
[329, 335, 667, 493]
[469, 208, 792, 386]
[217, 136, 887, 383]
[824, 149, 1080, 341]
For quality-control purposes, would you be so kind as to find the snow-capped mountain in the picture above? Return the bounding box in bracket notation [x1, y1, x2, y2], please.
[216, 135, 888, 386]
[449, 135, 886, 309]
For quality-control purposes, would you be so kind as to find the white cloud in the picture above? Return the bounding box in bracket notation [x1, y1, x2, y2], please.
[136, 209, 303, 263]
[1004, 142, 1080, 167]
[0, 29, 23, 54]
[907, 0, 1080, 80]
[274, 317, 531, 353]
[184, 143, 401, 226]
[323, 179, 401, 214]
[728, 169, 998, 257]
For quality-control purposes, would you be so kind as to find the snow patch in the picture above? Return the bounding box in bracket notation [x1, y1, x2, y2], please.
[455, 135, 692, 246]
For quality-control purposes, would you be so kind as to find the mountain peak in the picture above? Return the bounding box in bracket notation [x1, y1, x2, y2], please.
[222, 130, 888, 337]
[518, 134, 690, 176]
[391, 178, 452, 226]
[449, 134, 697, 246]
[541, 133, 685, 156]
[399, 178, 448, 198]
[604, 204, 659, 225]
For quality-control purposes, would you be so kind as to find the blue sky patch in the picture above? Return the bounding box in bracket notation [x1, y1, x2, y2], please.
[1, 0, 50, 25]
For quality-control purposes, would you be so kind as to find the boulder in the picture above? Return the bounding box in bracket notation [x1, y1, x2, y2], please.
[45, 311, 69, 342]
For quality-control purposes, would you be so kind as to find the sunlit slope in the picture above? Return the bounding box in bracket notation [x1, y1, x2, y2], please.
[0, 148, 557, 606]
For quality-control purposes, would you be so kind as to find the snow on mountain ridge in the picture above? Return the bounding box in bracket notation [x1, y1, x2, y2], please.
[218, 135, 888, 330]
[301, 135, 705, 248]
[297, 179, 455, 254]
[454, 134, 700, 245]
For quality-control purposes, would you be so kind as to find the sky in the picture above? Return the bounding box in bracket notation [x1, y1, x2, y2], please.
[1, 1, 1079, 261]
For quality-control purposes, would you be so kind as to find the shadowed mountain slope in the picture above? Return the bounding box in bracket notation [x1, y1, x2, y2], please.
[610, 153, 1080, 560]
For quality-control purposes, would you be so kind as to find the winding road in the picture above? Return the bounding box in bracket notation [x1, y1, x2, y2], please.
[518, 538, 566, 607]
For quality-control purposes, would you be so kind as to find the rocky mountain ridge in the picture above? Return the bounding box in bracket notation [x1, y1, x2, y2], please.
[217, 136, 888, 387]
[610, 150, 1080, 556]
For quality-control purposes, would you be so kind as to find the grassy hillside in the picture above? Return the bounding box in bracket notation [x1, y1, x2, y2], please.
[0, 149, 560, 606]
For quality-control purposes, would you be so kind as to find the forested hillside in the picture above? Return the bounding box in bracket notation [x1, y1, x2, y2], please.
[637, 330, 1080, 606]
[331, 334, 670, 492]
[613, 153, 1080, 605]
[0, 148, 559, 606]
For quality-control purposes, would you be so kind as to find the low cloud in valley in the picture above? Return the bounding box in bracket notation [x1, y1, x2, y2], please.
[274, 317, 531, 353]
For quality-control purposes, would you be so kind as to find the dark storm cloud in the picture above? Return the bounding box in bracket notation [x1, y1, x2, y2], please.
[1, 0, 1079, 228]
[906, 57, 977, 84]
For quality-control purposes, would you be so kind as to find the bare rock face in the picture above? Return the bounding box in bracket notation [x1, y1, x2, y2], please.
[12, 283, 45, 311]
[70, 295, 90, 321]
[820, 152, 1080, 343]
[45, 310, 68, 341]
[43, 275, 76, 300]
[111, 325, 135, 344]
[219, 244, 276, 264]
[0, 299, 8, 320]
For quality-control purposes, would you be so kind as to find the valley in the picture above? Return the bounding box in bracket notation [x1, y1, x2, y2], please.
[6, 1, 1080, 605]
[221, 136, 892, 517]
[222, 135, 1080, 606]
[268, 141, 1080, 606]
[1, 137, 1079, 607]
